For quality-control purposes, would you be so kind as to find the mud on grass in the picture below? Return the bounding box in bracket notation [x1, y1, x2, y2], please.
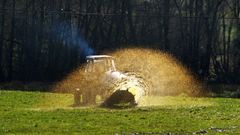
[0, 90, 240, 134]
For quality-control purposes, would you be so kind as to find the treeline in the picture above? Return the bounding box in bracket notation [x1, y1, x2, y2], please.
[0, 0, 240, 83]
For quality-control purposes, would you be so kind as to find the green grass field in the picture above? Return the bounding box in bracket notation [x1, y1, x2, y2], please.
[0, 90, 240, 134]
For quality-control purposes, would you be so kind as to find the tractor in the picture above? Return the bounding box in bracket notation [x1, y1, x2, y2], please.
[79, 55, 147, 107]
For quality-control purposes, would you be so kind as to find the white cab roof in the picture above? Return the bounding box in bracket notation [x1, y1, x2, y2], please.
[86, 55, 113, 59]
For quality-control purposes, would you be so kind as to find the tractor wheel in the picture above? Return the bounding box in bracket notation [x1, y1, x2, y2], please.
[101, 90, 137, 108]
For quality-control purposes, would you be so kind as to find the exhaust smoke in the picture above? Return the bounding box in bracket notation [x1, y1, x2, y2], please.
[51, 22, 94, 56]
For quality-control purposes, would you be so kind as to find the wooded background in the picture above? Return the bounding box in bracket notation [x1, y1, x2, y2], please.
[0, 0, 240, 83]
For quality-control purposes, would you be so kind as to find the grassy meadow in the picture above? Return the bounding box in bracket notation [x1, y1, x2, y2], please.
[0, 90, 240, 134]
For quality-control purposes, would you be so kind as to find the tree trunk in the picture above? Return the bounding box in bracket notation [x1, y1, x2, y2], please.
[126, 0, 136, 44]
[0, 0, 7, 81]
[8, 0, 16, 81]
[163, 0, 170, 51]
[202, 0, 223, 78]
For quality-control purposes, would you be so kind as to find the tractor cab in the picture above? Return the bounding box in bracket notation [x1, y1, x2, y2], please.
[85, 55, 116, 73]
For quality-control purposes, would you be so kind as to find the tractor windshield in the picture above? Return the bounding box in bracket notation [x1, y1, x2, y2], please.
[85, 56, 116, 73]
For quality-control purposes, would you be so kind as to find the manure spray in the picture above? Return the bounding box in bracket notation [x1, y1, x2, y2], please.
[53, 48, 204, 107]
